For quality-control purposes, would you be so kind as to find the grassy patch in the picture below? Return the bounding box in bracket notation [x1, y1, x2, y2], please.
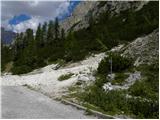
[83, 102, 109, 115]
[65, 85, 84, 100]
[81, 62, 159, 118]
[111, 73, 129, 85]
[58, 73, 74, 81]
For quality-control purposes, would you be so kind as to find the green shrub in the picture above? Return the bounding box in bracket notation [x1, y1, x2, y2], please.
[58, 73, 74, 81]
[111, 73, 129, 85]
[81, 62, 159, 118]
[11, 65, 32, 75]
[128, 98, 159, 118]
[83, 85, 128, 114]
[97, 53, 133, 75]
[83, 82, 159, 118]
[129, 62, 159, 100]
[129, 80, 154, 98]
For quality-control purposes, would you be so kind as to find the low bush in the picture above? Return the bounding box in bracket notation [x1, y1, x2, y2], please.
[129, 80, 154, 99]
[58, 73, 74, 81]
[83, 85, 128, 114]
[81, 62, 158, 118]
[129, 62, 159, 100]
[111, 73, 129, 85]
[97, 53, 133, 75]
[128, 98, 159, 118]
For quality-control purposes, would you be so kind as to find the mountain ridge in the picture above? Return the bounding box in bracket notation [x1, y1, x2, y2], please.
[1, 27, 16, 44]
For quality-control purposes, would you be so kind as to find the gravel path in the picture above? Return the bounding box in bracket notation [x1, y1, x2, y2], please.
[2, 86, 96, 119]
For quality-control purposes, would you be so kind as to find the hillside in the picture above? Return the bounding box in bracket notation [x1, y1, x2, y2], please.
[1, 1, 159, 119]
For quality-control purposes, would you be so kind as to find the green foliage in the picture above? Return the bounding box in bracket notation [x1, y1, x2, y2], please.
[35, 23, 43, 48]
[64, 32, 86, 62]
[1, 44, 14, 71]
[54, 17, 60, 40]
[81, 62, 159, 118]
[58, 73, 74, 81]
[97, 53, 133, 75]
[47, 20, 54, 44]
[11, 65, 32, 75]
[128, 98, 159, 118]
[9, 18, 65, 74]
[129, 63, 159, 100]
[96, 1, 158, 42]
[129, 80, 153, 99]
[111, 73, 129, 85]
[125, 62, 159, 118]
[83, 83, 128, 115]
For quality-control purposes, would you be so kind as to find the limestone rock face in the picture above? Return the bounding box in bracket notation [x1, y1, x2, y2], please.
[91, 1, 148, 19]
[122, 29, 159, 66]
[60, 1, 148, 33]
[60, 2, 97, 32]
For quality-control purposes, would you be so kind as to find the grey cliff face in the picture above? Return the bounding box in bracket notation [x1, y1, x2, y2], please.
[60, 1, 149, 33]
[60, 1, 97, 32]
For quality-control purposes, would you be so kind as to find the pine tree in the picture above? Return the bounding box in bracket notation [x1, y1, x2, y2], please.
[64, 31, 81, 61]
[13, 33, 20, 60]
[48, 18, 61, 61]
[19, 32, 24, 49]
[26, 28, 34, 47]
[35, 23, 42, 48]
[24, 29, 36, 67]
[54, 17, 59, 41]
[47, 20, 54, 45]
[42, 22, 47, 46]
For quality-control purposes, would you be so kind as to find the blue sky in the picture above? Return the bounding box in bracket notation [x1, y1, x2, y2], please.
[9, 14, 31, 25]
[2, 1, 81, 33]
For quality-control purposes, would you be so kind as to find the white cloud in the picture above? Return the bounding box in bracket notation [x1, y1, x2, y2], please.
[1, 1, 75, 33]
[10, 16, 44, 33]
[56, 1, 70, 16]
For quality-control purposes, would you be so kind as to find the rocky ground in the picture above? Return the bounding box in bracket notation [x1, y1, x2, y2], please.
[2, 52, 106, 98]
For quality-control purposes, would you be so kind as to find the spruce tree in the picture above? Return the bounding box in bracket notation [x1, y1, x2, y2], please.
[13, 33, 20, 60]
[35, 23, 42, 48]
[47, 20, 54, 45]
[54, 17, 59, 41]
[24, 29, 36, 67]
[42, 22, 47, 46]
[64, 31, 81, 61]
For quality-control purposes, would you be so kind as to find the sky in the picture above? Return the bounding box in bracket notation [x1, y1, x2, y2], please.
[1, 0, 81, 33]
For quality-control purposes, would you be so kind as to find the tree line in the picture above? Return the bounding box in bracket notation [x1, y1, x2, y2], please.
[8, 18, 66, 74]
